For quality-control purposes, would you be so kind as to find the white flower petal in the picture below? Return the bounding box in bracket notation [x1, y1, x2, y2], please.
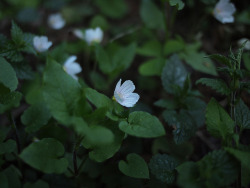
[48, 13, 65, 30]
[73, 29, 84, 39]
[84, 27, 103, 45]
[213, 0, 236, 24]
[63, 56, 82, 80]
[119, 80, 135, 95]
[113, 79, 139, 107]
[33, 36, 52, 52]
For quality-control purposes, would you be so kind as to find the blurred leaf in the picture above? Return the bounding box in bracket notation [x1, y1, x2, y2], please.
[161, 54, 188, 94]
[235, 99, 250, 130]
[206, 98, 234, 142]
[0, 57, 18, 91]
[0, 140, 16, 155]
[3, 165, 22, 188]
[177, 150, 239, 188]
[139, 58, 165, 76]
[90, 15, 109, 31]
[196, 78, 231, 96]
[180, 51, 217, 76]
[119, 153, 149, 179]
[140, 0, 165, 29]
[43, 58, 82, 124]
[119, 111, 165, 138]
[113, 43, 137, 71]
[95, 44, 113, 74]
[88, 120, 124, 162]
[137, 40, 163, 57]
[225, 147, 250, 171]
[17, 8, 41, 23]
[95, 0, 128, 19]
[243, 53, 250, 71]
[84, 88, 113, 109]
[90, 71, 108, 91]
[208, 54, 231, 68]
[23, 180, 49, 188]
[20, 138, 68, 174]
[0, 172, 8, 188]
[152, 137, 193, 161]
[149, 154, 178, 183]
[21, 103, 51, 133]
[169, 0, 185, 10]
[164, 39, 185, 56]
[154, 99, 177, 109]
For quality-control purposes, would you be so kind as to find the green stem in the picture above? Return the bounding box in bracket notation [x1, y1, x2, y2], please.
[9, 113, 21, 154]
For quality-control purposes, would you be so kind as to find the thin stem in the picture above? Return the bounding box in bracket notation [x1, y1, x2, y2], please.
[9, 113, 21, 154]
[73, 148, 78, 176]
[77, 156, 88, 174]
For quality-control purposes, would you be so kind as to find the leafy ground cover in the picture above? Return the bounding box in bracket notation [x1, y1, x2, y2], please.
[0, 0, 250, 187]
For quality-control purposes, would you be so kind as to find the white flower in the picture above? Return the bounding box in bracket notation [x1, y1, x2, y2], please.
[73, 29, 84, 40]
[213, 0, 236, 24]
[48, 13, 65, 30]
[63, 56, 82, 80]
[85, 27, 103, 45]
[113, 79, 140, 107]
[238, 38, 250, 50]
[33, 36, 52, 52]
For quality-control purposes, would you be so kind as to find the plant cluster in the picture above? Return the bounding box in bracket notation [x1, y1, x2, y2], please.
[0, 0, 250, 187]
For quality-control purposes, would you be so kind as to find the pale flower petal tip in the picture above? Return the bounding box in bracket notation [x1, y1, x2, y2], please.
[84, 27, 103, 45]
[213, 0, 236, 24]
[237, 38, 250, 50]
[73, 29, 85, 39]
[113, 79, 140, 108]
[33, 36, 52, 52]
[63, 55, 82, 80]
[48, 13, 66, 30]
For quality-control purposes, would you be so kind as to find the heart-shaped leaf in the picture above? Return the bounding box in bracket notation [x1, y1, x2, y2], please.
[119, 153, 149, 179]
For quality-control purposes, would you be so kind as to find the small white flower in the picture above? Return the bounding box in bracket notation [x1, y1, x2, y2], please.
[33, 36, 52, 52]
[85, 27, 103, 45]
[213, 0, 236, 24]
[48, 13, 65, 30]
[73, 29, 84, 40]
[63, 56, 82, 80]
[238, 38, 250, 50]
[113, 79, 140, 108]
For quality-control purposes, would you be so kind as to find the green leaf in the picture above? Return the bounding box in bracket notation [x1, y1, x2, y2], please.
[198, 150, 239, 187]
[161, 54, 188, 94]
[208, 54, 232, 68]
[163, 39, 185, 56]
[20, 138, 68, 174]
[85, 88, 113, 109]
[21, 103, 51, 133]
[137, 40, 163, 57]
[179, 51, 217, 76]
[139, 58, 165, 76]
[0, 57, 18, 91]
[0, 140, 16, 155]
[196, 78, 231, 96]
[0, 172, 8, 188]
[177, 150, 239, 188]
[95, 0, 128, 19]
[23, 180, 49, 188]
[43, 58, 82, 124]
[119, 111, 165, 138]
[206, 98, 234, 143]
[169, 0, 185, 10]
[140, 0, 165, 29]
[113, 43, 137, 71]
[88, 120, 125, 162]
[154, 99, 177, 109]
[243, 52, 250, 71]
[11, 20, 23, 44]
[225, 147, 250, 171]
[149, 154, 179, 183]
[95, 44, 113, 74]
[235, 99, 250, 130]
[119, 153, 149, 179]
[3, 165, 21, 188]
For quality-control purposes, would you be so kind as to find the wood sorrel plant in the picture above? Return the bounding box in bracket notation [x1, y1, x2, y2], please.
[0, 0, 250, 187]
